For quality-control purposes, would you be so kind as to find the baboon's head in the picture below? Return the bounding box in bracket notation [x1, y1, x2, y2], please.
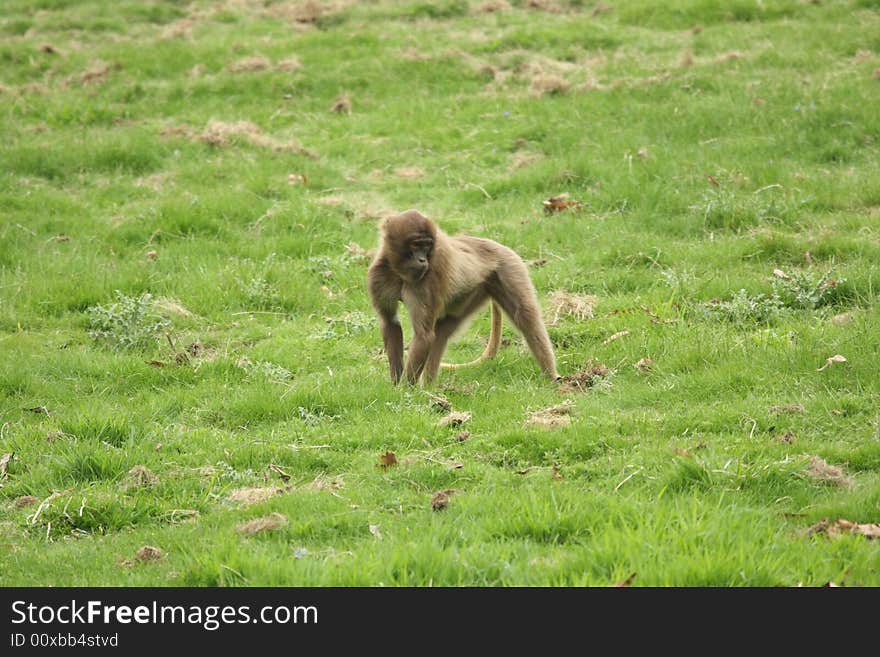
[381, 210, 437, 283]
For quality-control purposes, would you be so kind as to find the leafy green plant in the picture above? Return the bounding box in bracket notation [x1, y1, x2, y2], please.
[241, 277, 281, 310]
[707, 289, 785, 326]
[87, 292, 170, 350]
[771, 269, 845, 310]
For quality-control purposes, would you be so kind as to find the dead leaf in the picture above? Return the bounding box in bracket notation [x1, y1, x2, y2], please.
[551, 465, 564, 481]
[379, 450, 398, 468]
[134, 546, 163, 562]
[805, 456, 851, 487]
[528, 258, 548, 268]
[0, 453, 12, 478]
[369, 524, 382, 540]
[14, 495, 39, 508]
[612, 573, 637, 587]
[236, 513, 288, 535]
[431, 488, 459, 511]
[287, 173, 307, 185]
[634, 357, 654, 373]
[456, 431, 471, 442]
[53, 234, 70, 242]
[268, 464, 291, 482]
[525, 400, 574, 429]
[817, 355, 847, 372]
[602, 329, 630, 345]
[807, 518, 880, 540]
[543, 194, 582, 213]
[39, 43, 60, 55]
[145, 360, 166, 368]
[706, 174, 720, 187]
[438, 411, 471, 428]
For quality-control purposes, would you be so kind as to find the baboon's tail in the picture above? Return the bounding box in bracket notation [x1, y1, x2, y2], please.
[440, 302, 502, 370]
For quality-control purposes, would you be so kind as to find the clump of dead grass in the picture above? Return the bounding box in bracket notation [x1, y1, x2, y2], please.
[330, 94, 352, 113]
[227, 486, 285, 507]
[547, 291, 597, 326]
[525, 400, 574, 429]
[804, 456, 852, 487]
[438, 411, 472, 428]
[236, 513, 288, 535]
[557, 362, 612, 394]
[529, 73, 570, 96]
[394, 167, 424, 179]
[197, 120, 316, 157]
[125, 465, 158, 489]
[228, 55, 272, 72]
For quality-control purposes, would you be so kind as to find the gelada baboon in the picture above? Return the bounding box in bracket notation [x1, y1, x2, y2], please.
[367, 210, 558, 385]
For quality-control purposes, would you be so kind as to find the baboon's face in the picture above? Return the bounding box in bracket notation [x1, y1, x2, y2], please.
[383, 212, 436, 283]
[387, 233, 432, 282]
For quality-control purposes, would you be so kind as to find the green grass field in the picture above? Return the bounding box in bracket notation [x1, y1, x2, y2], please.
[1, 0, 879, 586]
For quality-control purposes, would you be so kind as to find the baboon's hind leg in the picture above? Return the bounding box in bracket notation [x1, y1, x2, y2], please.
[488, 263, 558, 379]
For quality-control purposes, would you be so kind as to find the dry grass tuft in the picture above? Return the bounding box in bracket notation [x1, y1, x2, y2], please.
[547, 291, 597, 326]
[227, 486, 284, 506]
[805, 456, 852, 487]
[236, 513, 288, 535]
[126, 465, 159, 488]
[438, 411, 472, 428]
[394, 167, 424, 179]
[330, 94, 352, 113]
[525, 400, 574, 429]
[228, 56, 272, 72]
[529, 74, 570, 96]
